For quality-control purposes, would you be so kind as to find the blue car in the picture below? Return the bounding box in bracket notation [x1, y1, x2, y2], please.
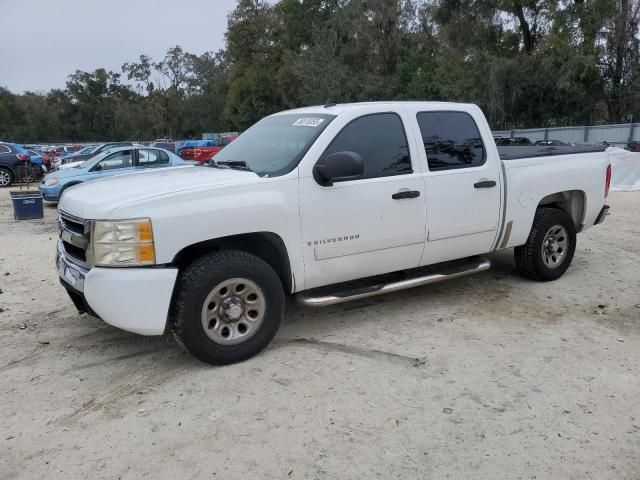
[39, 146, 192, 201]
[6, 143, 43, 165]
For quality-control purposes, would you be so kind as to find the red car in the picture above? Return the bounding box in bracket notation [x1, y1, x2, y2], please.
[626, 141, 640, 152]
[179, 136, 237, 164]
[50, 145, 82, 157]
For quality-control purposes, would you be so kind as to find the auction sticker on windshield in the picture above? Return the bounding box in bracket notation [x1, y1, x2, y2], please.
[292, 118, 325, 127]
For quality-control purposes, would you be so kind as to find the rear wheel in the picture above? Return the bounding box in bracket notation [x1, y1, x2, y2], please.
[173, 250, 285, 365]
[0, 168, 13, 187]
[514, 207, 577, 281]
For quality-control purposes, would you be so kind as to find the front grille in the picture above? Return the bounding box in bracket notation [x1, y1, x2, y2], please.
[59, 211, 90, 267]
[62, 241, 87, 263]
[59, 214, 84, 235]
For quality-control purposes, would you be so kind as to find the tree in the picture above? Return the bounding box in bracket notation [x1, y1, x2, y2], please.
[1, 0, 639, 142]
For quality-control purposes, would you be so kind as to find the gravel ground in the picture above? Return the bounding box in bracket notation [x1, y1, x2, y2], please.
[1, 188, 639, 480]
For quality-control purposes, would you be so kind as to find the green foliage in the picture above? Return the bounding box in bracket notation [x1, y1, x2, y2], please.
[0, 0, 638, 142]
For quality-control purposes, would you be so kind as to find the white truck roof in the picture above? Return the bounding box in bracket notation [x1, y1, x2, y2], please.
[273, 101, 478, 116]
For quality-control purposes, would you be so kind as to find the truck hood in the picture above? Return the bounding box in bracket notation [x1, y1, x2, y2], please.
[59, 166, 258, 219]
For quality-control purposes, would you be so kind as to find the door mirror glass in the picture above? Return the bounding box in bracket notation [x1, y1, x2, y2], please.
[313, 151, 364, 186]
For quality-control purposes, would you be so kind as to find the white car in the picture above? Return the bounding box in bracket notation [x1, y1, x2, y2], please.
[58, 161, 84, 170]
[55, 102, 612, 365]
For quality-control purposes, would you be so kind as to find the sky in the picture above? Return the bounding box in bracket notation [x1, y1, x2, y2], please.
[0, 0, 238, 93]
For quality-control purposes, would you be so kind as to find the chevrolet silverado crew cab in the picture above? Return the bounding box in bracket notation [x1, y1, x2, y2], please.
[56, 102, 611, 365]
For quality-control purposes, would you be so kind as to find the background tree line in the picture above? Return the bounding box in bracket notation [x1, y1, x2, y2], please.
[1, 0, 639, 143]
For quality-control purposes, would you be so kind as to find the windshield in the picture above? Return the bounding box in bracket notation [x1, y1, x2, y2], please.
[212, 113, 335, 176]
[78, 146, 96, 154]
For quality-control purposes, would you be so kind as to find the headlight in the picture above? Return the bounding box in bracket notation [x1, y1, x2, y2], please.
[44, 177, 60, 186]
[91, 218, 155, 267]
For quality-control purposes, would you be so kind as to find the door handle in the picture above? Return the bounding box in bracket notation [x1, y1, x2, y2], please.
[474, 180, 496, 189]
[392, 190, 421, 200]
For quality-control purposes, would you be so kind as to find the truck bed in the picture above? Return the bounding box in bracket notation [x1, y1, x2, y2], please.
[498, 145, 606, 160]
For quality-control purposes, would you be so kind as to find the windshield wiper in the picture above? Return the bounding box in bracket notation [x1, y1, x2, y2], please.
[213, 160, 253, 172]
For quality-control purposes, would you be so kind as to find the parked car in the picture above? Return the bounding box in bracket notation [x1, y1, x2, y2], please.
[52, 145, 82, 158]
[494, 136, 532, 146]
[25, 149, 50, 176]
[0, 142, 43, 186]
[39, 146, 191, 201]
[178, 136, 237, 163]
[53, 142, 135, 169]
[150, 141, 177, 153]
[25, 146, 54, 170]
[54, 102, 611, 365]
[625, 141, 640, 152]
[69, 145, 97, 157]
[534, 139, 570, 146]
[55, 145, 98, 169]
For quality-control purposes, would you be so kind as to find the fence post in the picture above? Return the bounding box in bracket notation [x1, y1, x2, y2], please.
[583, 126, 589, 143]
[544, 128, 549, 141]
[629, 123, 635, 142]
[510, 129, 514, 139]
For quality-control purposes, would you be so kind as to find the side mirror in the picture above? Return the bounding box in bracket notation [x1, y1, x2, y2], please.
[92, 163, 102, 172]
[313, 151, 364, 186]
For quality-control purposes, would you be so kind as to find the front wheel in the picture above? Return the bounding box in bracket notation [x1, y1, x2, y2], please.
[173, 250, 285, 365]
[0, 168, 13, 187]
[514, 207, 577, 281]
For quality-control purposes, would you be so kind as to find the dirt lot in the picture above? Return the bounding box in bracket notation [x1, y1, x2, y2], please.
[1, 188, 639, 480]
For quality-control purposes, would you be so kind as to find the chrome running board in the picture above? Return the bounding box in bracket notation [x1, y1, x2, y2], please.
[296, 256, 491, 307]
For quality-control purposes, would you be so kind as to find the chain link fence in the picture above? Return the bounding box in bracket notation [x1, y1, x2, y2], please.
[493, 123, 639, 146]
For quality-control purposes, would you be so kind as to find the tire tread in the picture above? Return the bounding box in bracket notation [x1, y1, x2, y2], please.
[172, 250, 284, 365]
[514, 207, 576, 282]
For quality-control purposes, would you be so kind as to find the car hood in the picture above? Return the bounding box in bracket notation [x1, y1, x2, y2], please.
[57, 161, 85, 171]
[47, 166, 88, 180]
[59, 166, 258, 219]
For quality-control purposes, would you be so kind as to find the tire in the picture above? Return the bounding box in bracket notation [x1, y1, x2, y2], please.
[173, 250, 285, 365]
[0, 168, 13, 187]
[514, 207, 577, 281]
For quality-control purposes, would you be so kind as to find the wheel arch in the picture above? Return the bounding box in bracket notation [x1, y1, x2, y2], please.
[59, 180, 84, 196]
[172, 232, 294, 293]
[0, 163, 16, 175]
[537, 190, 586, 231]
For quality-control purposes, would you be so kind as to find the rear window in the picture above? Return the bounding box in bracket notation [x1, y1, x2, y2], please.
[417, 111, 486, 171]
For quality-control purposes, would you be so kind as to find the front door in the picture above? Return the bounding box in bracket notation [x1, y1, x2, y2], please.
[299, 112, 427, 290]
[90, 149, 135, 179]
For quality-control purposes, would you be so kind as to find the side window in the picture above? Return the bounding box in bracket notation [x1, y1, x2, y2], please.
[95, 150, 133, 171]
[322, 113, 412, 180]
[0, 145, 10, 154]
[417, 111, 486, 171]
[137, 149, 170, 168]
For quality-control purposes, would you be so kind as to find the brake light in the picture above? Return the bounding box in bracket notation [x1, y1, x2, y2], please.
[605, 164, 612, 198]
[16, 154, 30, 161]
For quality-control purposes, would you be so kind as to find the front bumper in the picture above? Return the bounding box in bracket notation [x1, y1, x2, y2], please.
[56, 241, 178, 335]
[38, 183, 61, 201]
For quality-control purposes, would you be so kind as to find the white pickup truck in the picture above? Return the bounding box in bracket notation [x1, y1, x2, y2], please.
[56, 102, 611, 364]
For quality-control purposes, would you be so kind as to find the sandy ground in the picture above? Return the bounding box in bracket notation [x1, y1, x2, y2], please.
[0, 188, 639, 480]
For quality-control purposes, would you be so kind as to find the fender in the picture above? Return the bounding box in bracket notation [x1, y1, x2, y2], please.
[107, 175, 306, 292]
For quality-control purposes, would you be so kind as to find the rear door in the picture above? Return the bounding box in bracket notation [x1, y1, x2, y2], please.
[135, 148, 171, 169]
[406, 108, 502, 265]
